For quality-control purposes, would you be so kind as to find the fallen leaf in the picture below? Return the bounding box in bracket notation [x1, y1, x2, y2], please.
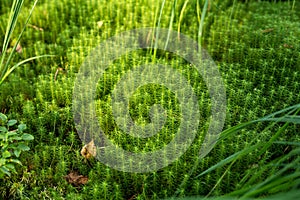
[54, 67, 65, 81]
[283, 43, 293, 48]
[64, 171, 88, 186]
[262, 28, 274, 33]
[16, 43, 22, 54]
[27, 24, 44, 31]
[97, 21, 104, 29]
[81, 139, 96, 159]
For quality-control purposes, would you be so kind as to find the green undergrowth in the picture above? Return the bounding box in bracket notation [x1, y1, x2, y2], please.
[0, 0, 299, 199]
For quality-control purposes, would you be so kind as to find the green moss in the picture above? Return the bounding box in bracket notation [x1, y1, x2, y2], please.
[0, 0, 299, 199]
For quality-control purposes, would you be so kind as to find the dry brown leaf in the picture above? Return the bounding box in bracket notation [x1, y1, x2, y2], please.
[283, 43, 293, 49]
[97, 21, 104, 28]
[64, 171, 88, 186]
[81, 139, 97, 159]
[27, 24, 44, 31]
[54, 67, 65, 81]
[262, 28, 274, 33]
[16, 43, 22, 54]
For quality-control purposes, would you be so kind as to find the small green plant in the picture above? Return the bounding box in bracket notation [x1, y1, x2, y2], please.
[0, 112, 34, 178]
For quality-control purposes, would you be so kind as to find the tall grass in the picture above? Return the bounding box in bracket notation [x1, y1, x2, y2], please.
[170, 103, 300, 199]
[0, 0, 53, 86]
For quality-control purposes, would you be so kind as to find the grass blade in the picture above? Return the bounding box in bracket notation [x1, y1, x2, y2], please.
[177, 0, 189, 40]
[2, 0, 39, 78]
[0, 55, 55, 85]
[165, 0, 178, 50]
[0, 0, 24, 72]
[198, 0, 209, 48]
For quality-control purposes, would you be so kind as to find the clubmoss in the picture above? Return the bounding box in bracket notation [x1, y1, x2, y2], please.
[0, 0, 299, 199]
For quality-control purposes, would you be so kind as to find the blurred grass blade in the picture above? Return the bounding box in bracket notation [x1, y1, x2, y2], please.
[177, 0, 189, 39]
[0, 55, 56, 85]
[241, 148, 300, 198]
[0, 0, 40, 86]
[257, 104, 300, 122]
[165, 0, 178, 50]
[152, 0, 166, 61]
[165, 189, 300, 200]
[0, 0, 24, 72]
[194, 103, 300, 190]
[194, 144, 260, 179]
[273, 141, 300, 146]
[259, 116, 300, 124]
[174, 103, 299, 197]
[154, 0, 166, 49]
[198, 0, 209, 47]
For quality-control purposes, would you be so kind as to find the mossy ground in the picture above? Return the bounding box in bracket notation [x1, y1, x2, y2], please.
[0, 0, 299, 199]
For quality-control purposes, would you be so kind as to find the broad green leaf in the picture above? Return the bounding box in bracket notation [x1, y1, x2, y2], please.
[0, 113, 7, 123]
[0, 126, 7, 133]
[9, 159, 22, 165]
[0, 158, 6, 166]
[21, 133, 34, 140]
[0, 133, 5, 140]
[18, 123, 26, 132]
[14, 149, 21, 157]
[17, 143, 30, 151]
[1, 143, 8, 149]
[0, 166, 11, 176]
[7, 119, 17, 126]
[5, 163, 15, 172]
[7, 131, 18, 137]
[2, 150, 11, 158]
[10, 135, 22, 140]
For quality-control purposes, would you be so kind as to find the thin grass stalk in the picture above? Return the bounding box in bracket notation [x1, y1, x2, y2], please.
[174, 103, 300, 197]
[229, 145, 300, 197]
[197, 106, 300, 178]
[3, 0, 39, 71]
[206, 160, 236, 197]
[0, 55, 56, 85]
[173, 120, 256, 197]
[172, 2, 212, 195]
[195, 143, 261, 179]
[292, 0, 296, 11]
[152, 0, 166, 61]
[177, 0, 189, 40]
[240, 150, 300, 198]
[2, 0, 22, 52]
[165, 0, 178, 50]
[0, 0, 24, 73]
[150, 0, 161, 51]
[0, 0, 54, 86]
[197, 0, 209, 48]
[228, 0, 237, 28]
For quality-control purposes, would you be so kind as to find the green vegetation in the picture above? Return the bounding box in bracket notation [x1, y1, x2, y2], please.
[0, 0, 53, 86]
[0, 112, 34, 178]
[0, 0, 299, 199]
